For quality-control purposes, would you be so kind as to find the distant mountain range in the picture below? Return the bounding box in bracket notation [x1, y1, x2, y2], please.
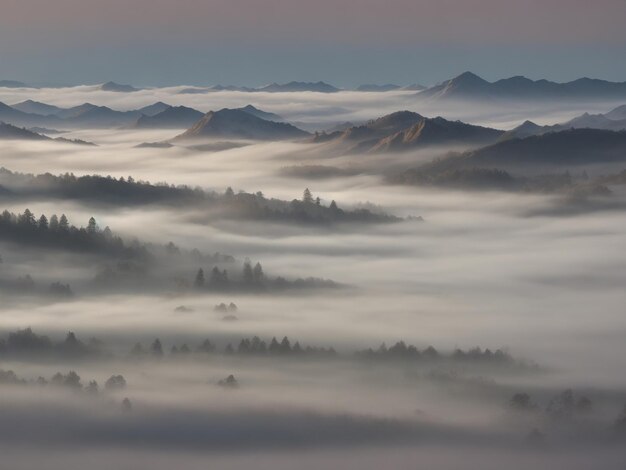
[133, 104, 282, 129]
[257, 81, 339, 93]
[310, 111, 503, 153]
[178, 81, 340, 94]
[0, 100, 141, 128]
[503, 103, 626, 139]
[173, 108, 309, 141]
[417, 72, 626, 102]
[356, 84, 426, 92]
[0, 99, 286, 131]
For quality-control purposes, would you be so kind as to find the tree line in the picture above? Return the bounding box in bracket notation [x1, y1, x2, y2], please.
[0, 168, 400, 224]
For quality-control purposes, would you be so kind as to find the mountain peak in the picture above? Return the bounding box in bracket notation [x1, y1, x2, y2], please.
[452, 71, 488, 84]
[173, 108, 308, 141]
[100, 81, 139, 92]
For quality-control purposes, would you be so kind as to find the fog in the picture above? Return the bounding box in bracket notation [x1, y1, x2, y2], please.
[1, 86, 626, 468]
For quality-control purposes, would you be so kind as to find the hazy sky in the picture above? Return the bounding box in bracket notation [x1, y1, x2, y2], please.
[1, 0, 626, 86]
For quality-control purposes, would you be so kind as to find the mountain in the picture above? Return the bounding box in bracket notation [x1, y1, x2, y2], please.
[370, 117, 503, 153]
[61, 105, 141, 127]
[0, 122, 49, 140]
[501, 120, 545, 140]
[100, 81, 140, 92]
[561, 113, 626, 132]
[210, 84, 255, 92]
[422, 129, 626, 174]
[0, 80, 28, 88]
[173, 108, 309, 141]
[418, 72, 493, 101]
[137, 102, 171, 117]
[503, 104, 626, 140]
[54, 103, 100, 119]
[357, 84, 401, 92]
[131, 103, 281, 130]
[311, 110, 503, 153]
[133, 106, 204, 129]
[403, 84, 427, 91]
[0, 101, 61, 127]
[257, 81, 340, 93]
[418, 72, 626, 102]
[237, 104, 283, 121]
[10, 100, 64, 116]
[177, 87, 209, 94]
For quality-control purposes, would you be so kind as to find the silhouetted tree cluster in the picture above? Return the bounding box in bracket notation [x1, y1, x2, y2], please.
[0, 209, 148, 259]
[226, 336, 336, 357]
[507, 389, 593, 421]
[0, 328, 101, 359]
[129, 335, 336, 358]
[356, 342, 515, 365]
[191, 261, 335, 292]
[217, 374, 239, 388]
[214, 302, 237, 312]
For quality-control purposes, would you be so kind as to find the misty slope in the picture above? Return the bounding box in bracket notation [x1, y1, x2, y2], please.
[421, 129, 626, 173]
[604, 104, 626, 120]
[418, 71, 626, 102]
[0, 122, 95, 145]
[0, 122, 49, 140]
[173, 108, 309, 141]
[257, 81, 340, 93]
[133, 106, 204, 129]
[311, 111, 502, 153]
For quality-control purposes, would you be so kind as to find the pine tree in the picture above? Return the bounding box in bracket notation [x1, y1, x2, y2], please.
[194, 268, 205, 288]
[87, 217, 98, 234]
[59, 214, 69, 231]
[243, 259, 254, 284]
[20, 209, 35, 226]
[253, 262, 264, 283]
[151, 339, 163, 357]
[49, 214, 59, 231]
[303, 188, 313, 204]
[269, 337, 280, 354]
[38, 214, 48, 230]
[280, 336, 291, 354]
